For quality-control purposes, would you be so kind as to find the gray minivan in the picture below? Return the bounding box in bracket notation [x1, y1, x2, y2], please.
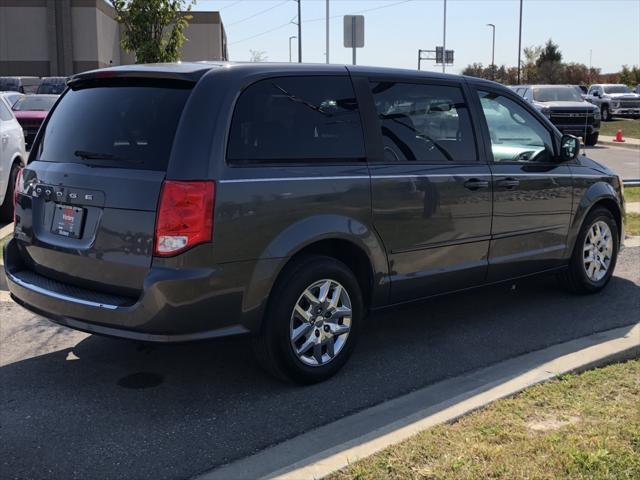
[5, 63, 625, 383]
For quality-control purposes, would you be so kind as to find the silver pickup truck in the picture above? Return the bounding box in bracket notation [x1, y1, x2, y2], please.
[586, 84, 640, 121]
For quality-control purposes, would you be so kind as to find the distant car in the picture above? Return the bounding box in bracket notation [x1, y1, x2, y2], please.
[36, 77, 68, 95]
[634, 84, 640, 94]
[0, 91, 25, 108]
[0, 93, 27, 221]
[513, 85, 601, 145]
[586, 84, 640, 120]
[0, 76, 41, 94]
[11, 94, 59, 149]
[572, 85, 588, 99]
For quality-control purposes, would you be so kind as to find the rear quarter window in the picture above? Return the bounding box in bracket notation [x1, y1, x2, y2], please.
[227, 76, 365, 164]
[35, 81, 192, 171]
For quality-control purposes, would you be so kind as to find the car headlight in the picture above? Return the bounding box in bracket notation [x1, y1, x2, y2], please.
[612, 101, 620, 108]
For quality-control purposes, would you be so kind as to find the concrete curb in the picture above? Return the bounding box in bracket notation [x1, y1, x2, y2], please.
[599, 139, 640, 150]
[0, 222, 13, 241]
[199, 323, 640, 480]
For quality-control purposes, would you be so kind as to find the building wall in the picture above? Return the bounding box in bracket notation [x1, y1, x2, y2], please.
[0, 1, 49, 76]
[0, 0, 226, 77]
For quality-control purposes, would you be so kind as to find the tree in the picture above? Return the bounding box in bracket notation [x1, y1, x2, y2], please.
[111, 0, 194, 64]
[249, 50, 268, 62]
[537, 39, 562, 65]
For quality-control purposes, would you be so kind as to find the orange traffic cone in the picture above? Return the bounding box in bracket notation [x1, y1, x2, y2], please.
[613, 129, 625, 142]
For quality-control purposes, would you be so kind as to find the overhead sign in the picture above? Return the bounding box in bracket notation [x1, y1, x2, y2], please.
[343, 15, 364, 48]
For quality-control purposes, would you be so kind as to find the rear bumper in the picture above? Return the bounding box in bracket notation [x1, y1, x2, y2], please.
[3, 238, 268, 342]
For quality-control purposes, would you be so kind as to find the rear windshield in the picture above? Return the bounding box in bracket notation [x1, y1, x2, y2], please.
[35, 82, 191, 171]
[13, 95, 58, 111]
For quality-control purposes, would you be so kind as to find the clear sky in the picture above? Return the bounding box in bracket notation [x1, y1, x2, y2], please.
[193, 0, 640, 74]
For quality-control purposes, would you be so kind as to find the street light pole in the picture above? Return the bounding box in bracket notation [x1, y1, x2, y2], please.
[442, 0, 447, 73]
[325, 0, 329, 63]
[297, 0, 302, 63]
[289, 35, 297, 63]
[517, 0, 523, 84]
[486, 23, 495, 80]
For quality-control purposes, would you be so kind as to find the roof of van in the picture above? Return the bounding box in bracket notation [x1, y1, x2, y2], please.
[70, 61, 504, 87]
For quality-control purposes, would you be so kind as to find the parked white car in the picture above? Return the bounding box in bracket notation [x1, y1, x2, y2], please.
[0, 93, 27, 221]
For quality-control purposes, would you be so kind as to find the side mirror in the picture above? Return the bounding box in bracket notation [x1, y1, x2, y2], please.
[593, 91, 600, 98]
[560, 134, 580, 161]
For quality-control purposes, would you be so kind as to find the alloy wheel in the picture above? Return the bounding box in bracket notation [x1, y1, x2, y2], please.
[583, 220, 613, 282]
[289, 279, 352, 366]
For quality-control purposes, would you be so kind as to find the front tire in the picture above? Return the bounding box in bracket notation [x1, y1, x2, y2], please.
[253, 255, 363, 384]
[601, 105, 611, 121]
[558, 207, 619, 294]
[585, 133, 599, 146]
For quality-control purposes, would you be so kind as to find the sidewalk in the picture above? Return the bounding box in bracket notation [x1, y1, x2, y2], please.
[600, 135, 640, 150]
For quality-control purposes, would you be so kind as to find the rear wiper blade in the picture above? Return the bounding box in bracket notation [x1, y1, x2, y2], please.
[74, 150, 121, 160]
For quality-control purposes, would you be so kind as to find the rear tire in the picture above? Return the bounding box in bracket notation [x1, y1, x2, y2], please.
[253, 255, 363, 384]
[558, 207, 619, 294]
[585, 133, 599, 146]
[0, 162, 20, 222]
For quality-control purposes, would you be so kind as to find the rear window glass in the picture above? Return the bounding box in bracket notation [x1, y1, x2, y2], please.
[227, 76, 365, 163]
[13, 95, 58, 111]
[36, 83, 191, 171]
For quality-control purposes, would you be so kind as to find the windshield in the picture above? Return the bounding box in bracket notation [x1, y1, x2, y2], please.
[13, 95, 58, 111]
[37, 83, 66, 95]
[36, 82, 192, 171]
[604, 85, 632, 94]
[533, 87, 582, 102]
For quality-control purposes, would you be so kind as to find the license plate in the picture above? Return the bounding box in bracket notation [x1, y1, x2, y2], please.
[52, 204, 85, 239]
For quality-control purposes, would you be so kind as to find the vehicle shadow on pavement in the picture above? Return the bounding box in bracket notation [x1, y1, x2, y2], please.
[1, 250, 639, 480]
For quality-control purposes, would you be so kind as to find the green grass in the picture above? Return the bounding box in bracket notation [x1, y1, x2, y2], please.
[600, 119, 640, 139]
[626, 212, 640, 236]
[329, 360, 640, 480]
[625, 187, 640, 204]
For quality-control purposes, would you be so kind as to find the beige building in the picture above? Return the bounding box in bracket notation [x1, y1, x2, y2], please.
[0, 0, 228, 77]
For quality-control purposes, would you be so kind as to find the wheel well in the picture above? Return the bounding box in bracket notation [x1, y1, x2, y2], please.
[286, 239, 374, 308]
[590, 198, 622, 240]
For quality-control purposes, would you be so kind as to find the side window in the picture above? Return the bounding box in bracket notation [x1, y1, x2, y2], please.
[369, 81, 477, 163]
[0, 101, 13, 121]
[477, 90, 554, 163]
[227, 76, 365, 163]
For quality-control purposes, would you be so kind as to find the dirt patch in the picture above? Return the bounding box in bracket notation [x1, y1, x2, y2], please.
[527, 414, 581, 431]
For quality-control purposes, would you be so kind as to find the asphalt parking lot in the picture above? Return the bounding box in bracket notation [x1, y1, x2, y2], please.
[1, 246, 638, 480]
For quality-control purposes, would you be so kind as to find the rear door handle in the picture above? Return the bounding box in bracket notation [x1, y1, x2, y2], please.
[496, 178, 520, 189]
[463, 178, 490, 191]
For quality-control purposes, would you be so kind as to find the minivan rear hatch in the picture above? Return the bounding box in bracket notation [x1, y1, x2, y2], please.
[13, 76, 195, 298]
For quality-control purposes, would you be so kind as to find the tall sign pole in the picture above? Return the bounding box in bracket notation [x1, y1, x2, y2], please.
[442, 0, 447, 73]
[517, 0, 523, 84]
[297, 0, 302, 63]
[326, 0, 330, 63]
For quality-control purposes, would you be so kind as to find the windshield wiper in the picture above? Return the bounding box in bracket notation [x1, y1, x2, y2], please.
[74, 150, 122, 160]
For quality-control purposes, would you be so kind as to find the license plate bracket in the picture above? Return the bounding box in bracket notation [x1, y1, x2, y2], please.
[51, 204, 85, 239]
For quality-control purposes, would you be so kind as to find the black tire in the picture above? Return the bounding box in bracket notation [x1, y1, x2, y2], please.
[601, 104, 611, 121]
[558, 207, 619, 294]
[0, 162, 20, 222]
[253, 255, 364, 384]
[585, 133, 599, 146]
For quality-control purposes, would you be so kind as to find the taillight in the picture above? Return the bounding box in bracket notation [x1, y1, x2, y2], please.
[154, 180, 215, 256]
[13, 168, 24, 223]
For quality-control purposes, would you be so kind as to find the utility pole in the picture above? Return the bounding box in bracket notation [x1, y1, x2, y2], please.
[487, 23, 495, 80]
[517, 0, 523, 84]
[289, 35, 297, 63]
[297, 0, 302, 63]
[442, 0, 447, 73]
[325, 0, 330, 63]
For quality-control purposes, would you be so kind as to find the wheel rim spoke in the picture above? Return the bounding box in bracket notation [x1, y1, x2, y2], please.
[291, 323, 312, 343]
